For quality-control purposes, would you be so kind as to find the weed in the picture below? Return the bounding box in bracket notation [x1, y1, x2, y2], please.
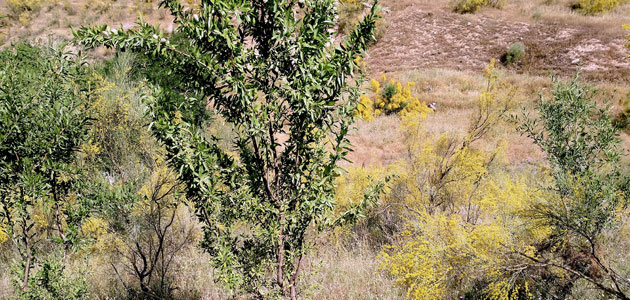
[501, 41, 525, 65]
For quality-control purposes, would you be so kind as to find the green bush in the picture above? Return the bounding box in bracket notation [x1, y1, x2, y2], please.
[76, 0, 381, 298]
[501, 41, 525, 65]
[0, 42, 91, 292]
[516, 76, 630, 299]
[614, 93, 630, 131]
[13, 256, 89, 300]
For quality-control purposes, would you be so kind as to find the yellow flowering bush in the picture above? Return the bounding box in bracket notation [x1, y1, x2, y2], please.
[81, 53, 155, 176]
[335, 165, 390, 214]
[577, 0, 626, 15]
[379, 61, 548, 299]
[6, 0, 42, 15]
[0, 226, 9, 243]
[4, 0, 57, 24]
[81, 217, 109, 240]
[356, 75, 432, 121]
[450, 0, 506, 13]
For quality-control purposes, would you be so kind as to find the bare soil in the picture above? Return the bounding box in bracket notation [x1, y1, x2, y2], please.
[367, 3, 630, 82]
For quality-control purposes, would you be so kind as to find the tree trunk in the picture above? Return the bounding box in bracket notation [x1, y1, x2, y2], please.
[277, 213, 285, 293]
[22, 236, 31, 291]
[290, 284, 297, 300]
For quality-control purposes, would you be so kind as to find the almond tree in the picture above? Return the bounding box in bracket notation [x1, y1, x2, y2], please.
[75, 0, 380, 298]
[0, 43, 90, 293]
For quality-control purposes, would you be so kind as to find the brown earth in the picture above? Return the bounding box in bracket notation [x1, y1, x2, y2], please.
[366, 2, 630, 82]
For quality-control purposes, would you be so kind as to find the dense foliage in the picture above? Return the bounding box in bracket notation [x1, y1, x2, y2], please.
[75, 0, 381, 298]
[514, 77, 630, 299]
[0, 43, 90, 296]
[1, 1, 630, 299]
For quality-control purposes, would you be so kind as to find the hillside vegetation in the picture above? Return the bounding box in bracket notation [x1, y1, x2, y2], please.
[1, 0, 630, 299]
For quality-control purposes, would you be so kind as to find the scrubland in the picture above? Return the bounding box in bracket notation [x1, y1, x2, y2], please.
[1, 0, 630, 299]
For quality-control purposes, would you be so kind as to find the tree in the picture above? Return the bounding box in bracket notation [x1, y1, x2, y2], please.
[75, 0, 380, 298]
[0, 43, 90, 292]
[515, 76, 630, 299]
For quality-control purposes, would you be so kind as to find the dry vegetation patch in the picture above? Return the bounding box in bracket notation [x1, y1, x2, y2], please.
[350, 68, 630, 167]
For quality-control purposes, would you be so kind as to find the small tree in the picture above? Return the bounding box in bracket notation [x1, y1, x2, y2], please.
[515, 76, 630, 299]
[75, 0, 380, 298]
[0, 43, 90, 292]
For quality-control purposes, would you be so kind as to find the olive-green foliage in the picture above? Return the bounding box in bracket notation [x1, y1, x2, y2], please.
[73, 52, 203, 299]
[76, 0, 381, 298]
[0, 42, 90, 293]
[12, 255, 89, 300]
[515, 76, 630, 299]
[502, 42, 525, 65]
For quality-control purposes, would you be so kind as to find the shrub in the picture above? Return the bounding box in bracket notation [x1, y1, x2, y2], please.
[338, 0, 364, 34]
[13, 256, 89, 300]
[515, 76, 630, 299]
[532, 9, 542, 19]
[501, 41, 525, 65]
[80, 52, 155, 181]
[378, 62, 542, 300]
[5, 0, 42, 16]
[333, 164, 403, 246]
[4, 0, 56, 24]
[450, 0, 485, 13]
[356, 75, 432, 120]
[574, 0, 623, 15]
[87, 164, 200, 299]
[450, 0, 506, 13]
[614, 93, 630, 131]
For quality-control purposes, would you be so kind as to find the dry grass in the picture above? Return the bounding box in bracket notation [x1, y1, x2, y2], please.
[506, 0, 630, 26]
[298, 242, 403, 300]
[0, 0, 174, 48]
[346, 115, 406, 167]
[0, 264, 11, 299]
[0, 222, 399, 300]
[350, 67, 630, 167]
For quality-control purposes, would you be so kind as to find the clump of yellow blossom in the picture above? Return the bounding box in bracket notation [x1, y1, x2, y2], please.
[81, 217, 108, 240]
[356, 74, 432, 121]
[0, 227, 9, 243]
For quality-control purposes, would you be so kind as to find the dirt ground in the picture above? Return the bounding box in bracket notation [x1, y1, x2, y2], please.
[367, 1, 630, 82]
